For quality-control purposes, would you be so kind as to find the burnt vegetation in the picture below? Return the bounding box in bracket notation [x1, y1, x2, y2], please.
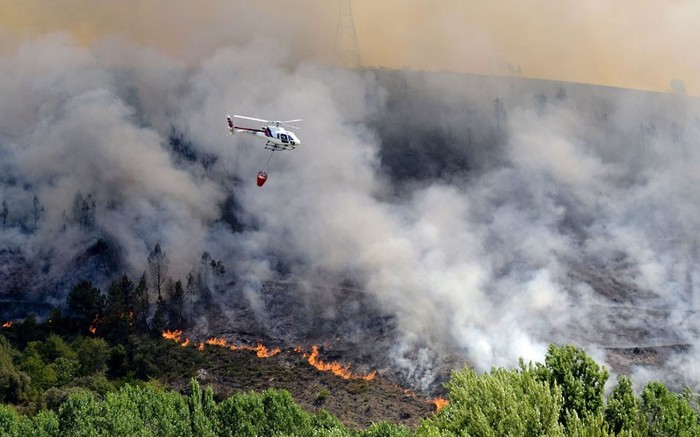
[2, 69, 700, 434]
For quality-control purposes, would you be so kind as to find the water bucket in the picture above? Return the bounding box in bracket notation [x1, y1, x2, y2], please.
[256, 171, 268, 187]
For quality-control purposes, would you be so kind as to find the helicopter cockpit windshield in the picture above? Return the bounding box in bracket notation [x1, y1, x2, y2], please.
[279, 132, 300, 145]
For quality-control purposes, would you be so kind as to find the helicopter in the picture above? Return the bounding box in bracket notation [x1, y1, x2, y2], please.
[227, 114, 302, 151]
[226, 114, 303, 187]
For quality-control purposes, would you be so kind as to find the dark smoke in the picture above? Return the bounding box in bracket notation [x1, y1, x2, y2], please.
[1, 27, 699, 393]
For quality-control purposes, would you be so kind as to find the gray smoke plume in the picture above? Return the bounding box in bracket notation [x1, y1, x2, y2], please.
[1, 7, 700, 394]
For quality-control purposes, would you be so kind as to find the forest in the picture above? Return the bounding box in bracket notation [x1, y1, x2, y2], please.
[1, 273, 700, 436]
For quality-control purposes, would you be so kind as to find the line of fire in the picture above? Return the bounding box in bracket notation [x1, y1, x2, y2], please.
[160, 329, 448, 411]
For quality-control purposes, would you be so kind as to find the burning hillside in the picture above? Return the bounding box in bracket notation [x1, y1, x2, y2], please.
[161, 330, 376, 380]
[157, 327, 437, 428]
[1, 27, 700, 396]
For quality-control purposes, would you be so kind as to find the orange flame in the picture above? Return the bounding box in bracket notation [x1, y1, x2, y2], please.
[118, 310, 135, 320]
[161, 332, 281, 358]
[88, 315, 101, 335]
[431, 398, 449, 411]
[2, 321, 12, 328]
[205, 337, 227, 347]
[203, 337, 281, 358]
[306, 345, 376, 381]
[162, 329, 184, 342]
[161, 332, 375, 381]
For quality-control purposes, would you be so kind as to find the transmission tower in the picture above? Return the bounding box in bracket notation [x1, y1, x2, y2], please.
[334, 0, 362, 69]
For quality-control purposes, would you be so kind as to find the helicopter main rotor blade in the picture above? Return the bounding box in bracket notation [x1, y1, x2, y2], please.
[233, 115, 271, 123]
[280, 119, 303, 124]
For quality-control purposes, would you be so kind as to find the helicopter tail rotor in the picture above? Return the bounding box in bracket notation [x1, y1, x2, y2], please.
[227, 115, 235, 134]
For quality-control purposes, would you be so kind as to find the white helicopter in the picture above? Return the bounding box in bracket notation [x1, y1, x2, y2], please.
[227, 114, 302, 151]
[226, 114, 303, 187]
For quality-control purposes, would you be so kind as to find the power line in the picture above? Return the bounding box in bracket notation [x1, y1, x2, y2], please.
[334, 0, 361, 69]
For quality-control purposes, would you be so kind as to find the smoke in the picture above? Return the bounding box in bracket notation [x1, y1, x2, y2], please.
[1, 2, 700, 393]
[353, 0, 700, 94]
[3, 1, 699, 93]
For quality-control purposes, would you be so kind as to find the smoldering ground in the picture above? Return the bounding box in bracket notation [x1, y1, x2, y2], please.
[2, 2, 700, 393]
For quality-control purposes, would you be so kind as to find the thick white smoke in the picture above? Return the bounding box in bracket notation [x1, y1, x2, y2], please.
[1, 25, 699, 393]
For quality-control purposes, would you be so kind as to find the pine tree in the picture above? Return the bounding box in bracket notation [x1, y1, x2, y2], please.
[151, 295, 168, 334]
[32, 195, 44, 227]
[66, 281, 105, 334]
[133, 272, 150, 330]
[169, 280, 185, 328]
[1, 200, 8, 226]
[148, 243, 169, 298]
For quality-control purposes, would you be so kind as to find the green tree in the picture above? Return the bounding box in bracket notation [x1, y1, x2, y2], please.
[41, 335, 80, 385]
[105, 275, 134, 319]
[107, 344, 128, 379]
[52, 356, 79, 385]
[640, 381, 699, 436]
[563, 410, 616, 437]
[20, 342, 57, 392]
[18, 409, 59, 436]
[0, 404, 20, 436]
[151, 295, 168, 334]
[605, 375, 640, 434]
[56, 391, 101, 435]
[360, 422, 412, 437]
[188, 378, 217, 436]
[66, 281, 105, 334]
[216, 391, 268, 436]
[74, 337, 110, 376]
[536, 344, 608, 427]
[46, 307, 70, 335]
[133, 272, 150, 330]
[260, 388, 313, 436]
[169, 280, 186, 328]
[99, 384, 191, 436]
[417, 362, 564, 437]
[102, 275, 137, 342]
[39, 334, 77, 362]
[0, 335, 30, 403]
[43, 387, 91, 412]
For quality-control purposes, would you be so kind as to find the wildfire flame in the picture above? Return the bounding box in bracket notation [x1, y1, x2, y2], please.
[205, 336, 281, 358]
[161, 331, 281, 358]
[306, 345, 376, 381]
[2, 321, 12, 328]
[88, 315, 101, 335]
[119, 310, 135, 320]
[160, 331, 375, 381]
[431, 398, 449, 411]
[162, 329, 184, 342]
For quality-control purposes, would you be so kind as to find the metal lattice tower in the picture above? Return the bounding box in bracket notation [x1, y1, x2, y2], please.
[334, 0, 362, 68]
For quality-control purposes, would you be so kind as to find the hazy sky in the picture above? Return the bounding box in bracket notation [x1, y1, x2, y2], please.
[1, 0, 697, 93]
